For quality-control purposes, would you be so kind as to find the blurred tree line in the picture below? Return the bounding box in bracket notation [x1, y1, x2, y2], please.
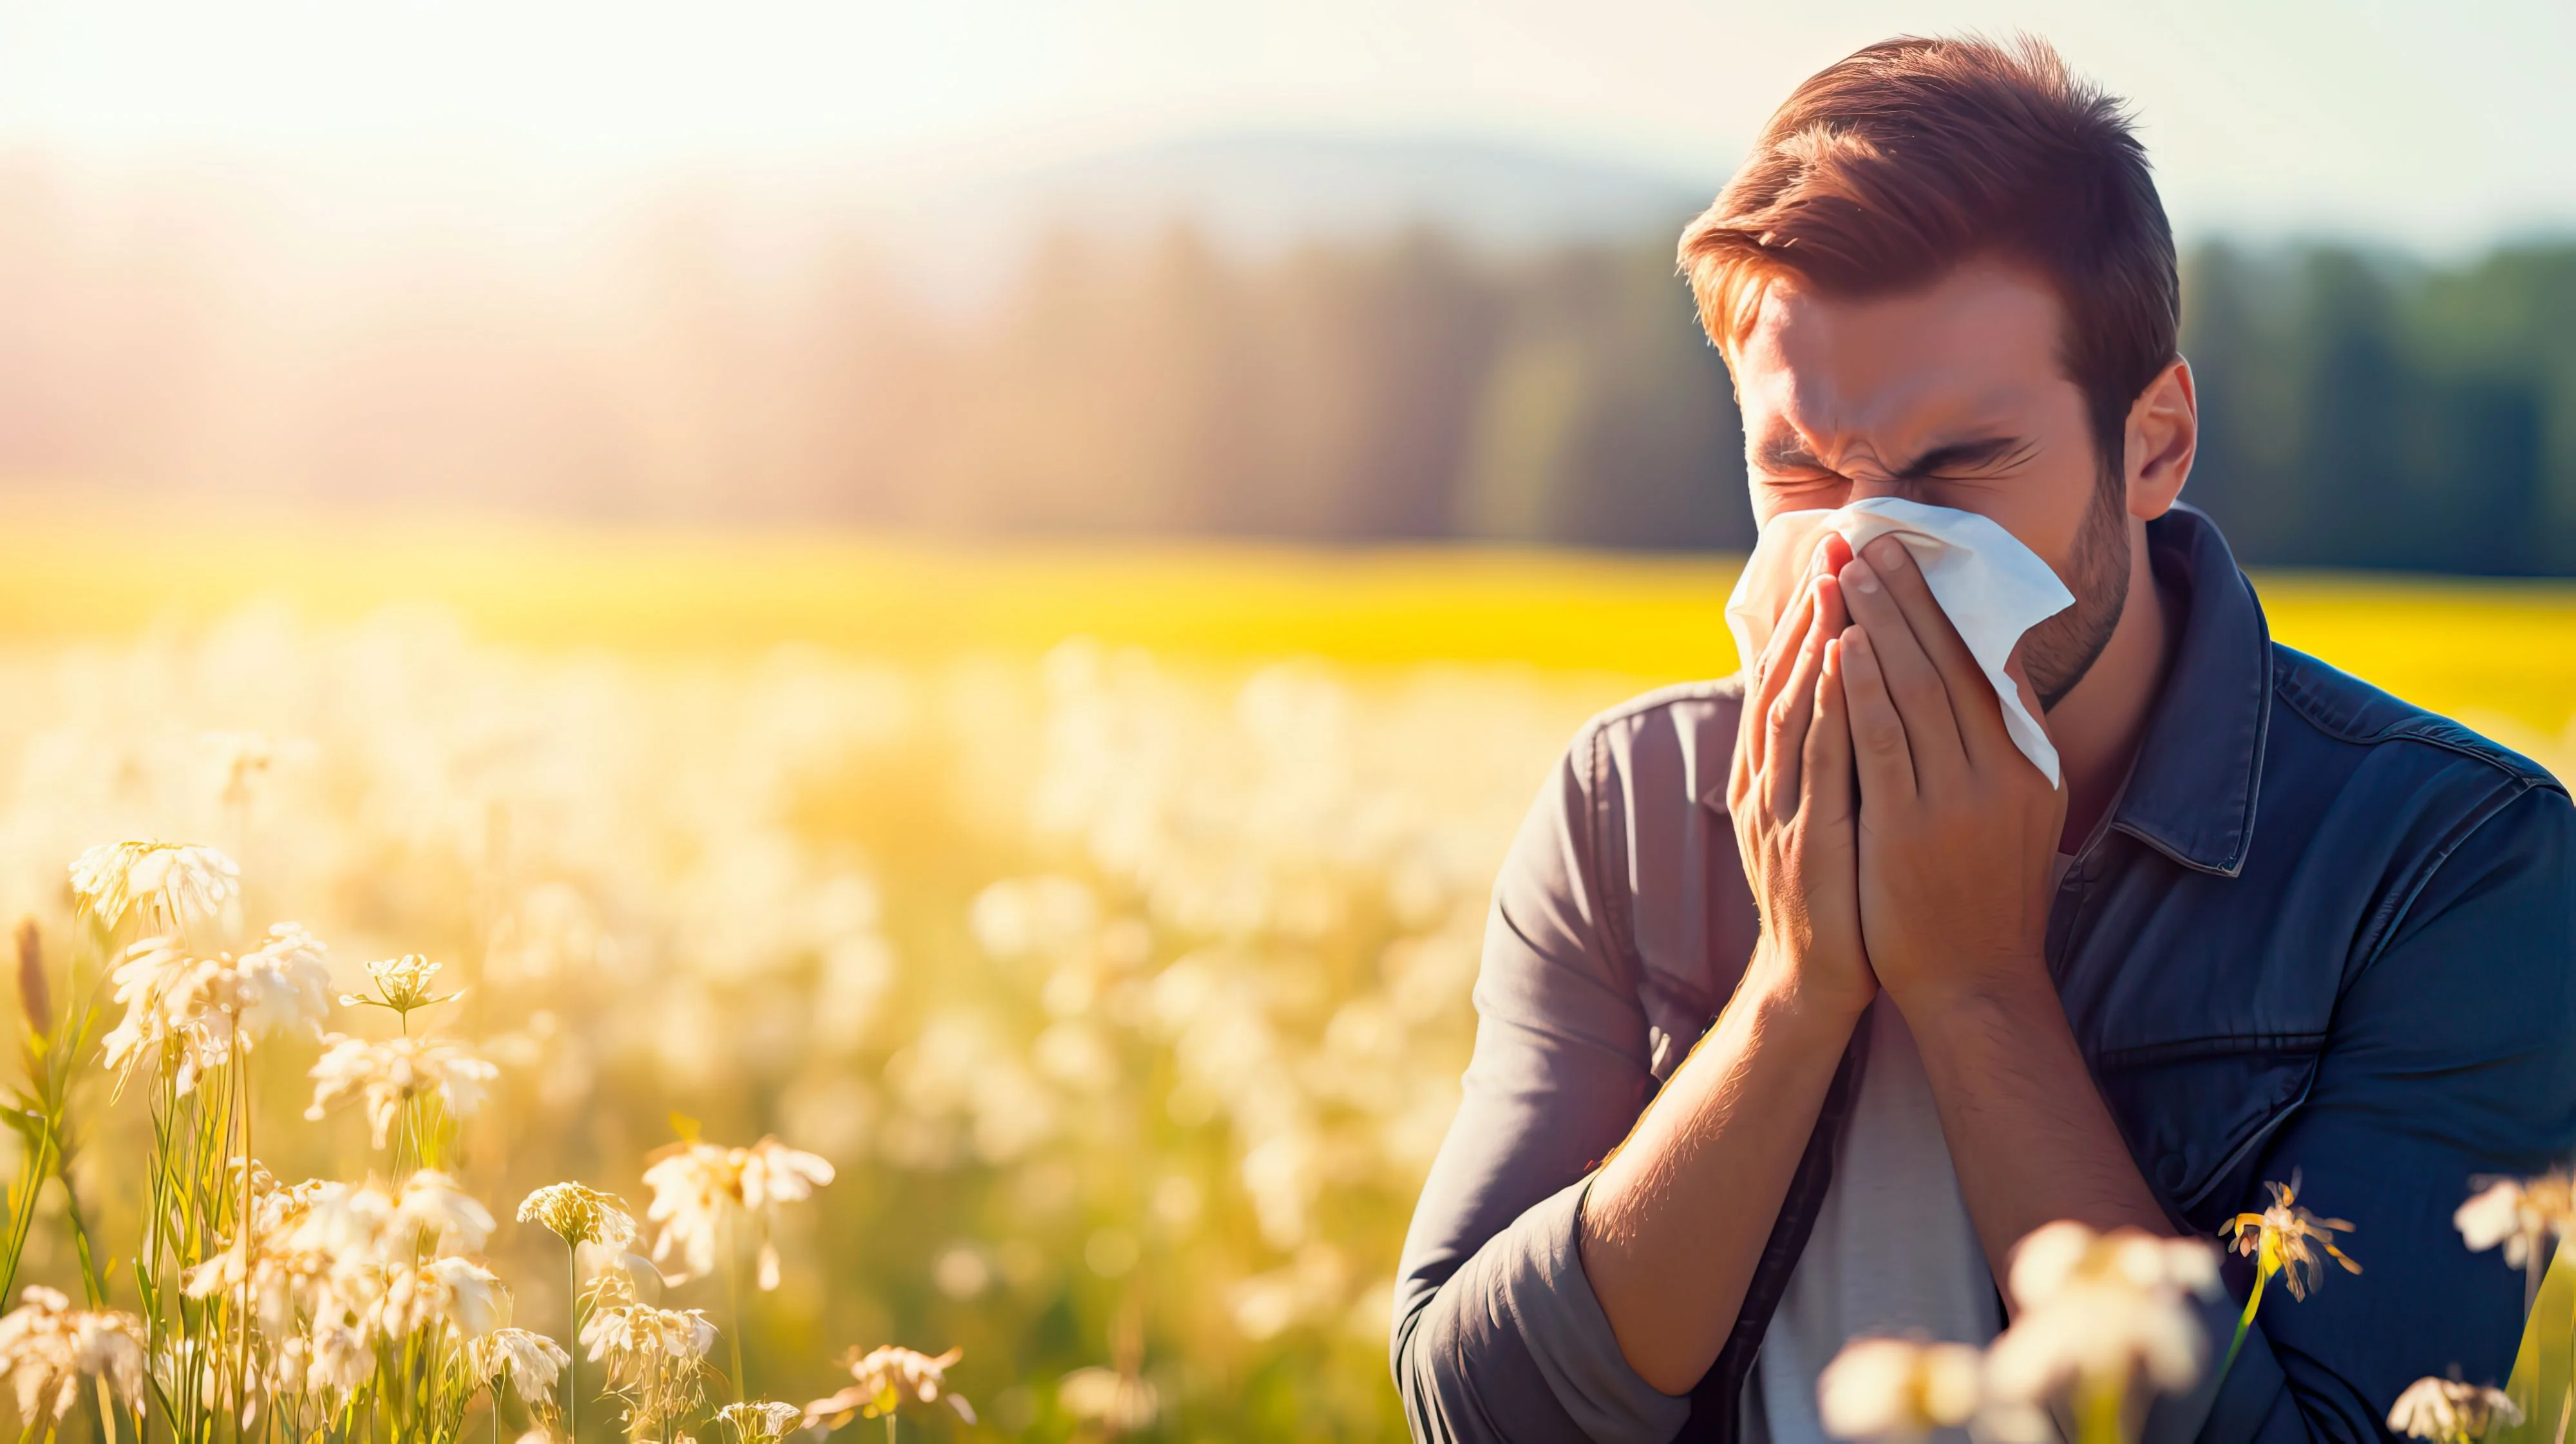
[883, 231, 2576, 572]
[1, 159, 2572, 572]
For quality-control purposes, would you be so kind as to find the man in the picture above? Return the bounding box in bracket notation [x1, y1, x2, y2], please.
[1392, 34, 2576, 1444]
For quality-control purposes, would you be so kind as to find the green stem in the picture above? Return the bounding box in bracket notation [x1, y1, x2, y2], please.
[725, 1226, 748, 1405]
[2079, 1380, 2126, 1444]
[59, 1166, 104, 1309]
[567, 1243, 582, 1444]
[236, 1027, 256, 1423]
[0, 1128, 60, 1303]
[2213, 1264, 2270, 1397]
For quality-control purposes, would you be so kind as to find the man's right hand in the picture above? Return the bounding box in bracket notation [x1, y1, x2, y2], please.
[1727, 531, 1871, 1021]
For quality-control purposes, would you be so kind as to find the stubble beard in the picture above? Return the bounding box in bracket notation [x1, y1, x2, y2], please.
[2018, 472, 2134, 710]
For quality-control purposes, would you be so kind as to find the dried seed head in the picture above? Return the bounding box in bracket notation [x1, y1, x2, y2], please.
[14, 920, 47, 1039]
[518, 1183, 639, 1251]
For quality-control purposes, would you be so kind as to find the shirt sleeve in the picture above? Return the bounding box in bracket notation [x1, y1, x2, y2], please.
[1390, 721, 1697, 1444]
[2192, 783, 2576, 1444]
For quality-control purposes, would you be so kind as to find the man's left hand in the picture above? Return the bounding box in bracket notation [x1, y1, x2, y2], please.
[1834, 534, 2067, 1014]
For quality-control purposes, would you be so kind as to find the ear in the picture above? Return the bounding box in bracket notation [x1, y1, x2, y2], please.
[2123, 357, 2197, 522]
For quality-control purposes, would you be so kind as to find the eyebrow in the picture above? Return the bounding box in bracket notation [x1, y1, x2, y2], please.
[1755, 433, 2034, 480]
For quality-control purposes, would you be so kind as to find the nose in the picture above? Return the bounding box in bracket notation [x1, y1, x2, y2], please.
[1841, 475, 1915, 504]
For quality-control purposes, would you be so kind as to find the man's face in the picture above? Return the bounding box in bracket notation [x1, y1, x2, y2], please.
[1730, 262, 2132, 706]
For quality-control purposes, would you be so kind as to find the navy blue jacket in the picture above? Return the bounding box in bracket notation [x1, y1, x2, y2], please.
[1392, 505, 2576, 1443]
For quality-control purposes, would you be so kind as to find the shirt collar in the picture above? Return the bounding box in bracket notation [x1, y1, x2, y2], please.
[2108, 503, 2273, 877]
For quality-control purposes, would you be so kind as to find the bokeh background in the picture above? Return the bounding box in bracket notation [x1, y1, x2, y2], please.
[1, 2, 2572, 1439]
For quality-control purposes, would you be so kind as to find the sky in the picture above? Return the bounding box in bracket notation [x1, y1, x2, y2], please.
[1, 0, 2570, 252]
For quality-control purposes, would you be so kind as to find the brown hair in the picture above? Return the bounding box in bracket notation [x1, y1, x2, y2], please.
[1679, 35, 2177, 480]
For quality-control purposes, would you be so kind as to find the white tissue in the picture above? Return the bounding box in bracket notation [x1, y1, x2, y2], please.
[1723, 497, 2074, 787]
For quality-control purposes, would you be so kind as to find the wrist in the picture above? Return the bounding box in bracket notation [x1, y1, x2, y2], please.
[1742, 935, 1877, 1032]
[1887, 958, 2059, 1035]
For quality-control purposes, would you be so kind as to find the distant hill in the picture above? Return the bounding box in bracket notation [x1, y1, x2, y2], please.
[876, 131, 1724, 307]
[996, 132, 1718, 251]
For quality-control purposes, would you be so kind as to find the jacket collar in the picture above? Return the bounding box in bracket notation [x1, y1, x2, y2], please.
[2108, 503, 2272, 877]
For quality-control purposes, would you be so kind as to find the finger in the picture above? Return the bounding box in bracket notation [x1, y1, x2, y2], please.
[1840, 551, 1968, 794]
[1812, 564, 1849, 652]
[1759, 537, 1844, 690]
[1803, 634, 1854, 828]
[1838, 624, 1917, 804]
[1814, 530, 1856, 587]
[1857, 535, 2012, 773]
[1744, 576, 1819, 779]
[1764, 594, 1832, 821]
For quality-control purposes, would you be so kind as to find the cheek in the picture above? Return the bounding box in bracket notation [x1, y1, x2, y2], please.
[1980, 466, 2101, 579]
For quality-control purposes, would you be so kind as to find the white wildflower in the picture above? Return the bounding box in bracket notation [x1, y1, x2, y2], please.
[99, 924, 330, 1095]
[305, 1034, 498, 1147]
[1980, 1222, 2221, 1443]
[303, 1323, 372, 1398]
[1815, 1338, 1982, 1441]
[342, 953, 462, 1017]
[580, 1277, 715, 1436]
[2225, 1175, 2360, 1300]
[396, 1169, 498, 1254]
[473, 1327, 572, 1409]
[429, 1256, 510, 1339]
[640, 1135, 833, 1288]
[68, 841, 238, 933]
[715, 1400, 806, 1443]
[804, 1345, 975, 1430]
[287, 1177, 400, 1260]
[0, 1286, 148, 1423]
[2457, 1173, 2576, 1271]
[234, 924, 334, 1038]
[182, 1165, 340, 1340]
[378, 1255, 508, 1340]
[2389, 1376, 2523, 1444]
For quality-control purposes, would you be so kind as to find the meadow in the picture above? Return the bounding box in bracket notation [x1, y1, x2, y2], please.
[0, 508, 2566, 1442]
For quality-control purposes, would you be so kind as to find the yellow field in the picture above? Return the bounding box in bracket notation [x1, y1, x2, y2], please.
[0, 506, 2564, 1442]
[1, 504, 2570, 743]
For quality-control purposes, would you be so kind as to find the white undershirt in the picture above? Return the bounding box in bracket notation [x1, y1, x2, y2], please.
[1740, 996, 2003, 1444]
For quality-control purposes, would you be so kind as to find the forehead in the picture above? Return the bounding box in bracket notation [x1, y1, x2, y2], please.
[1732, 262, 2072, 439]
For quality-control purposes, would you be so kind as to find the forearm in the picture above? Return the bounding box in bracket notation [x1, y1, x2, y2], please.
[1577, 947, 1864, 1394]
[1899, 971, 2172, 1284]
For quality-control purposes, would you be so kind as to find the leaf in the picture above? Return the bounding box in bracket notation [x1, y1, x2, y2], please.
[2491, 1241, 2576, 1444]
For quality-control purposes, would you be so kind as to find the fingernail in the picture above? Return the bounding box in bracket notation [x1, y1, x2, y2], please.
[1867, 537, 1908, 570]
[1845, 560, 1880, 594]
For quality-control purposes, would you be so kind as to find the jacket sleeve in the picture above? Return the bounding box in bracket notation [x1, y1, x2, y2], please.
[2197, 783, 2576, 1444]
[1390, 721, 1696, 1444]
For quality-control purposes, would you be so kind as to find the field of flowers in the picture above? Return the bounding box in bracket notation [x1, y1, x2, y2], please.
[0, 514, 2565, 1441]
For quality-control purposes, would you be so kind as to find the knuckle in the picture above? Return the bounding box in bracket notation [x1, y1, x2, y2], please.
[1891, 672, 1945, 709]
[1855, 716, 1906, 755]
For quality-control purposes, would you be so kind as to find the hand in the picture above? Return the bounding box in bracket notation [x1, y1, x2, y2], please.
[1727, 533, 1872, 1021]
[1836, 534, 2067, 1015]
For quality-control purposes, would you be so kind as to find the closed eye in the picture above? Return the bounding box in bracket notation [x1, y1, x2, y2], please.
[1896, 435, 2036, 481]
